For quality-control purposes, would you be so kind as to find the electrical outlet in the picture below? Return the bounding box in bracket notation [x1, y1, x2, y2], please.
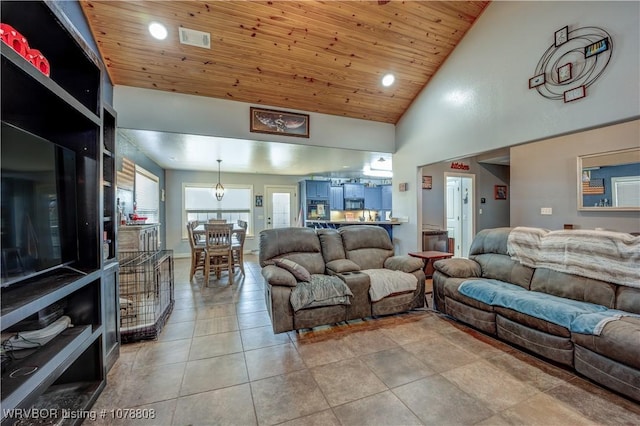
[540, 207, 553, 215]
[479, 208, 483, 214]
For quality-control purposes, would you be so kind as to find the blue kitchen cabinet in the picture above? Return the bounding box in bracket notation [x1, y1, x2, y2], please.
[364, 186, 382, 210]
[305, 180, 331, 199]
[381, 185, 392, 210]
[330, 186, 344, 210]
[343, 183, 364, 199]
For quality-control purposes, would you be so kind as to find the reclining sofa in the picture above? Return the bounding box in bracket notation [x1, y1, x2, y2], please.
[433, 227, 640, 401]
[259, 225, 425, 333]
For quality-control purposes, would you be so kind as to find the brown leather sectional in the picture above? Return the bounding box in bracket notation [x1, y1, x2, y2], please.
[433, 227, 640, 402]
[259, 225, 425, 333]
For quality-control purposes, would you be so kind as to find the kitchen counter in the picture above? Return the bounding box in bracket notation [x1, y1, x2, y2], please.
[307, 220, 402, 225]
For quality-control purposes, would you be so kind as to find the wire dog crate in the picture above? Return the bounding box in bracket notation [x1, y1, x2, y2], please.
[118, 250, 174, 343]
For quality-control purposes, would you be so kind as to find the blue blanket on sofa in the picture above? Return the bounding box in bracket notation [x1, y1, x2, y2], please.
[458, 279, 613, 334]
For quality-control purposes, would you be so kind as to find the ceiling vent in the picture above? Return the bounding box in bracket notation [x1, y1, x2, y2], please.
[179, 27, 211, 49]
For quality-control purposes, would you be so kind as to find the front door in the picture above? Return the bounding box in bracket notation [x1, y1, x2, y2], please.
[265, 185, 297, 229]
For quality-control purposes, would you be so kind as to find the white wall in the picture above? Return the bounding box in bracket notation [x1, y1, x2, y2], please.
[165, 169, 305, 257]
[394, 1, 640, 253]
[114, 86, 395, 153]
[511, 120, 639, 232]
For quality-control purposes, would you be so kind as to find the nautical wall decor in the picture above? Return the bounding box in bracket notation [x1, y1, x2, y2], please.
[529, 26, 612, 103]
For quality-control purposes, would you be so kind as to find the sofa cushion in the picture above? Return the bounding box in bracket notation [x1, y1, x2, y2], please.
[433, 258, 481, 278]
[274, 258, 312, 282]
[530, 268, 616, 308]
[572, 316, 640, 370]
[443, 278, 494, 312]
[616, 286, 640, 314]
[469, 227, 511, 256]
[471, 253, 534, 289]
[340, 225, 394, 270]
[262, 265, 297, 287]
[384, 255, 423, 273]
[259, 228, 326, 274]
[317, 228, 346, 262]
[326, 259, 361, 274]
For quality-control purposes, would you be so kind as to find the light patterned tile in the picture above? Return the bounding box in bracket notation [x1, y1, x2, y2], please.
[310, 358, 386, 407]
[441, 359, 540, 412]
[393, 375, 494, 425]
[172, 384, 256, 426]
[251, 370, 329, 425]
[245, 343, 306, 381]
[333, 391, 423, 426]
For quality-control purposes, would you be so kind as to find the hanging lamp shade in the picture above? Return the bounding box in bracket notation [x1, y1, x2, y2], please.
[215, 159, 225, 201]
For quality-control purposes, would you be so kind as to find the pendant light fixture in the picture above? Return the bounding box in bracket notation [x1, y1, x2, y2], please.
[215, 159, 225, 201]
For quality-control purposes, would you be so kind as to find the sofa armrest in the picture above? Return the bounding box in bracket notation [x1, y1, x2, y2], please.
[384, 255, 424, 273]
[326, 259, 361, 274]
[433, 258, 481, 278]
[262, 265, 297, 287]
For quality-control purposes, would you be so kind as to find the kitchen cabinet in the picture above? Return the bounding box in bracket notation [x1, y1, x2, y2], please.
[118, 224, 160, 252]
[364, 186, 382, 210]
[330, 186, 344, 210]
[381, 185, 392, 210]
[304, 180, 331, 199]
[343, 183, 364, 199]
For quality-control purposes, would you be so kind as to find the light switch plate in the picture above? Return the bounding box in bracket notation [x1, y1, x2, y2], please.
[540, 207, 553, 215]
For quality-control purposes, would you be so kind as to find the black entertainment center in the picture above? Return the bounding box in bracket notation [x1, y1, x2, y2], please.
[1, 1, 118, 423]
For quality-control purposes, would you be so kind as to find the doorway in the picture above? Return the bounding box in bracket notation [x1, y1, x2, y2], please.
[445, 174, 475, 257]
[265, 185, 297, 229]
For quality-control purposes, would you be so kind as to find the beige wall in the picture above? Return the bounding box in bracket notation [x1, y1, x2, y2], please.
[393, 1, 640, 253]
[510, 119, 639, 233]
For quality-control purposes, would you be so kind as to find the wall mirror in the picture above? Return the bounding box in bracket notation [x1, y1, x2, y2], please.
[577, 147, 640, 211]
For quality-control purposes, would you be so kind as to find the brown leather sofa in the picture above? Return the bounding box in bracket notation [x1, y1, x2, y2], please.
[433, 227, 640, 402]
[259, 225, 425, 333]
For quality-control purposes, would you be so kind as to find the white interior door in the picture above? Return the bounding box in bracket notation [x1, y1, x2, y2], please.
[446, 174, 475, 257]
[265, 185, 297, 229]
[446, 177, 462, 256]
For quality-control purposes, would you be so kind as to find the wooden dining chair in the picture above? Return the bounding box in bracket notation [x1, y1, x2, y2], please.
[208, 219, 227, 224]
[232, 221, 247, 276]
[187, 221, 205, 282]
[203, 223, 234, 285]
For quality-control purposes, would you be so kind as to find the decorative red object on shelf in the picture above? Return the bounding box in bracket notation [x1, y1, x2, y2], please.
[1, 22, 50, 76]
[26, 48, 50, 76]
[1, 23, 29, 57]
[0, 23, 11, 44]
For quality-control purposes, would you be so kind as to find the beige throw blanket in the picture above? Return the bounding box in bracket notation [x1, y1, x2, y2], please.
[361, 269, 418, 302]
[507, 227, 640, 288]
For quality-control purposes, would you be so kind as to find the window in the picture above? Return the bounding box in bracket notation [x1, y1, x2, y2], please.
[611, 176, 640, 207]
[135, 165, 159, 223]
[183, 184, 253, 237]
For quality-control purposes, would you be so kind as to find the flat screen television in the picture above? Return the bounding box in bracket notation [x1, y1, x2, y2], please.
[1, 122, 78, 287]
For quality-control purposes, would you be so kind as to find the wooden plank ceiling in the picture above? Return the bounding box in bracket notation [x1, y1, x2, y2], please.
[81, 1, 489, 124]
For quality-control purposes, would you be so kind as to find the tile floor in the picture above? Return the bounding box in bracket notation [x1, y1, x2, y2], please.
[91, 255, 640, 425]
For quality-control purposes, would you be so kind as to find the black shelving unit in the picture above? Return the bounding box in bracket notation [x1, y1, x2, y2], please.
[1, 1, 110, 423]
[101, 104, 120, 372]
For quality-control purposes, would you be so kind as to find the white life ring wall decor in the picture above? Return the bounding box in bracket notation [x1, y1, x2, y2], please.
[529, 26, 613, 103]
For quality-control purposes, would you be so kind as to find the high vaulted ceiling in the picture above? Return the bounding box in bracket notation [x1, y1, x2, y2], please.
[80, 1, 489, 125]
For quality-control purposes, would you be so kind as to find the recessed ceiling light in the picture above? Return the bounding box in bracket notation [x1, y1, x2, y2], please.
[381, 73, 395, 87]
[149, 22, 168, 40]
